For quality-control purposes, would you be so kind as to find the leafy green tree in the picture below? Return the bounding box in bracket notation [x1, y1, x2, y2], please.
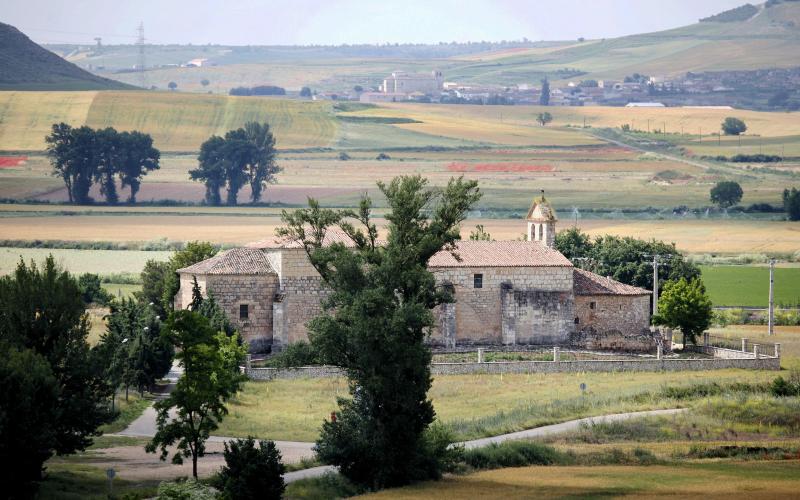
[117, 130, 160, 203]
[783, 187, 800, 221]
[300, 86, 312, 97]
[161, 241, 218, 314]
[0, 257, 114, 460]
[220, 130, 257, 206]
[536, 112, 553, 126]
[78, 272, 113, 305]
[95, 127, 121, 204]
[721, 117, 747, 136]
[45, 123, 98, 204]
[138, 259, 171, 317]
[554, 228, 700, 289]
[539, 77, 550, 106]
[243, 122, 281, 203]
[0, 344, 60, 496]
[653, 278, 712, 346]
[201, 78, 210, 87]
[217, 438, 286, 500]
[168, 81, 178, 91]
[710, 181, 743, 208]
[469, 224, 492, 241]
[278, 175, 481, 488]
[102, 298, 173, 399]
[147, 310, 247, 478]
[353, 85, 364, 93]
[191, 135, 228, 206]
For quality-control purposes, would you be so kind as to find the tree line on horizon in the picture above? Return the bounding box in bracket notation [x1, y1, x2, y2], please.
[46, 120, 280, 206]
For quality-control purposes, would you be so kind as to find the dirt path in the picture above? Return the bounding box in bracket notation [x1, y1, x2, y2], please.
[98, 407, 685, 483]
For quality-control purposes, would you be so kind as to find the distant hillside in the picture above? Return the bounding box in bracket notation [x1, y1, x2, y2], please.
[0, 22, 134, 90]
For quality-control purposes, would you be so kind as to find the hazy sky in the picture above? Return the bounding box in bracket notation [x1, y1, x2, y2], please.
[5, 0, 747, 46]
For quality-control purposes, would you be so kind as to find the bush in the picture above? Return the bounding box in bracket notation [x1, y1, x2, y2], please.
[338, 152, 351, 161]
[264, 341, 320, 367]
[721, 117, 747, 136]
[157, 478, 217, 499]
[463, 441, 564, 470]
[770, 372, 800, 397]
[78, 272, 113, 305]
[376, 152, 390, 160]
[216, 438, 285, 500]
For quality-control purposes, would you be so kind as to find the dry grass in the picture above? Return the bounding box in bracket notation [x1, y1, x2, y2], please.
[218, 367, 776, 442]
[361, 461, 800, 499]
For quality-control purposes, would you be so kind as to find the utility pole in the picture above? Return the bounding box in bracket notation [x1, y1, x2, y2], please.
[769, 259, 775, 336]
[136, 22, 147, 88]
[644, 254, 666, 316]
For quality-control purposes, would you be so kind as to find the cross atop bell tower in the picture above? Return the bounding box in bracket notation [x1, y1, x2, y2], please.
[526, 190, 557, 248]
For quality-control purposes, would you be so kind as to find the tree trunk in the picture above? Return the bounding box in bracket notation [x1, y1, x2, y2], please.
[192, 449, 198, 478]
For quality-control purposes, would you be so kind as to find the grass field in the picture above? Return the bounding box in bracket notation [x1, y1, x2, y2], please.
[362, 461, 800, 499]
[0, 247, 170, 275]
[217, 367, 776, 442]
[700, 265, 800, 307]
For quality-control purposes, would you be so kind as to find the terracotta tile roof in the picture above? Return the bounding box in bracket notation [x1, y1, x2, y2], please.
[573, 268, 651, 296]
[428, 240, 573, 268]
[177, 248, 276, 275]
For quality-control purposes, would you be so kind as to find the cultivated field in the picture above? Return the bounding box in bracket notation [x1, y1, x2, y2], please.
[0, 247, 170, 275]
[700, 265, 800, 307]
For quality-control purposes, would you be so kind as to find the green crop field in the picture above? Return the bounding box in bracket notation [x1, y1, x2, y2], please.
[700, 265, 800, 307]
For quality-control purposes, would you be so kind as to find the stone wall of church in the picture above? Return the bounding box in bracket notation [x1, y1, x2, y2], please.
[574, 294, 651, 337]
[271, 248, 331, 349]
[206, 274, 279, 350]
[177, 272, 279, 352]
[431, 266, 574, 346]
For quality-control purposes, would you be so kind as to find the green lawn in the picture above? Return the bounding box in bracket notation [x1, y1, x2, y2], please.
[700, 265, 800, 307]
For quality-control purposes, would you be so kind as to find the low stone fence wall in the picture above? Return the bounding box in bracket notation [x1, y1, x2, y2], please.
[245, 350, 779, 380]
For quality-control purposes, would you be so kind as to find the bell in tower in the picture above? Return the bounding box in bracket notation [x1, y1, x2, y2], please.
[526, 190, 557, 248]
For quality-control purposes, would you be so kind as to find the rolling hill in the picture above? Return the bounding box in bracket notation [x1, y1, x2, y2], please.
[0, 22, 133, 90]
[48, 2, 800, 93]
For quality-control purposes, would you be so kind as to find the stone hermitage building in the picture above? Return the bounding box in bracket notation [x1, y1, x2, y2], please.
[175, 196, 660, 353]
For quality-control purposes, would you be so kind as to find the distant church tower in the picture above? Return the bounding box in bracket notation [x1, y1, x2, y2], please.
[526, 191, 557, 248]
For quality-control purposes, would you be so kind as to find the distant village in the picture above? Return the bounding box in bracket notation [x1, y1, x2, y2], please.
[310, 66, 800, 110]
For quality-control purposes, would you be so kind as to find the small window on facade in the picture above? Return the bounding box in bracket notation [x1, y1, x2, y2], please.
[473, 274, 483, 289]
[590, 301, 596, 310]
[574, 317, 580, 325]
[239, 304, 249, 320]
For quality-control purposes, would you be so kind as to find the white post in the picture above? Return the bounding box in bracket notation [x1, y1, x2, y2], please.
[245, 354, 252, 370]
[477, 348, 484, 364]
[753, 344, 760, 359]
[768, 259, 775, 336]
[775, 343, 781, 358]
[657, 344, 663, 360]
[553, 346, 560, 362]
[741, 338, 748, 353]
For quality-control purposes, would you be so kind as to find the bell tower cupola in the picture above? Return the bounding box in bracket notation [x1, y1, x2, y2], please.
[526, 190, 557, 248]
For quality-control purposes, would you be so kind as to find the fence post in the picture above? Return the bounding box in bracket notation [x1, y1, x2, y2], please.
[703, 332, 709, 347]
[774, 343, 781, 359]
[245, 354, 252, 370]
[477, 348, 484, 364]
[753, 344, 760, 359]
[741, 338, 748, 353]
[657, 344, 663, 360]
[553, 346, 560, 363]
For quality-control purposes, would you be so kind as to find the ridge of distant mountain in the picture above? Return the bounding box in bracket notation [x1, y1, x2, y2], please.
[0, 22, 134, 90]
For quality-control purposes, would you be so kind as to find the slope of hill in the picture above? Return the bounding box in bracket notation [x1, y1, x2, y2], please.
[0, 22, 133, 90]
[454, 1, 800, 84]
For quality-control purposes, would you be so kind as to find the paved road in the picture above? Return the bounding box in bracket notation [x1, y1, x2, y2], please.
[115, 405, 685, 483]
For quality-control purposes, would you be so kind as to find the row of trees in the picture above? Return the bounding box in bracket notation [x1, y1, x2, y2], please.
[46, 124, 160, 204]
[189, 122, 281, 205]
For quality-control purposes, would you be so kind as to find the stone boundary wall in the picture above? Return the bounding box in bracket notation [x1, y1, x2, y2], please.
[245, 354, 779, 380]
